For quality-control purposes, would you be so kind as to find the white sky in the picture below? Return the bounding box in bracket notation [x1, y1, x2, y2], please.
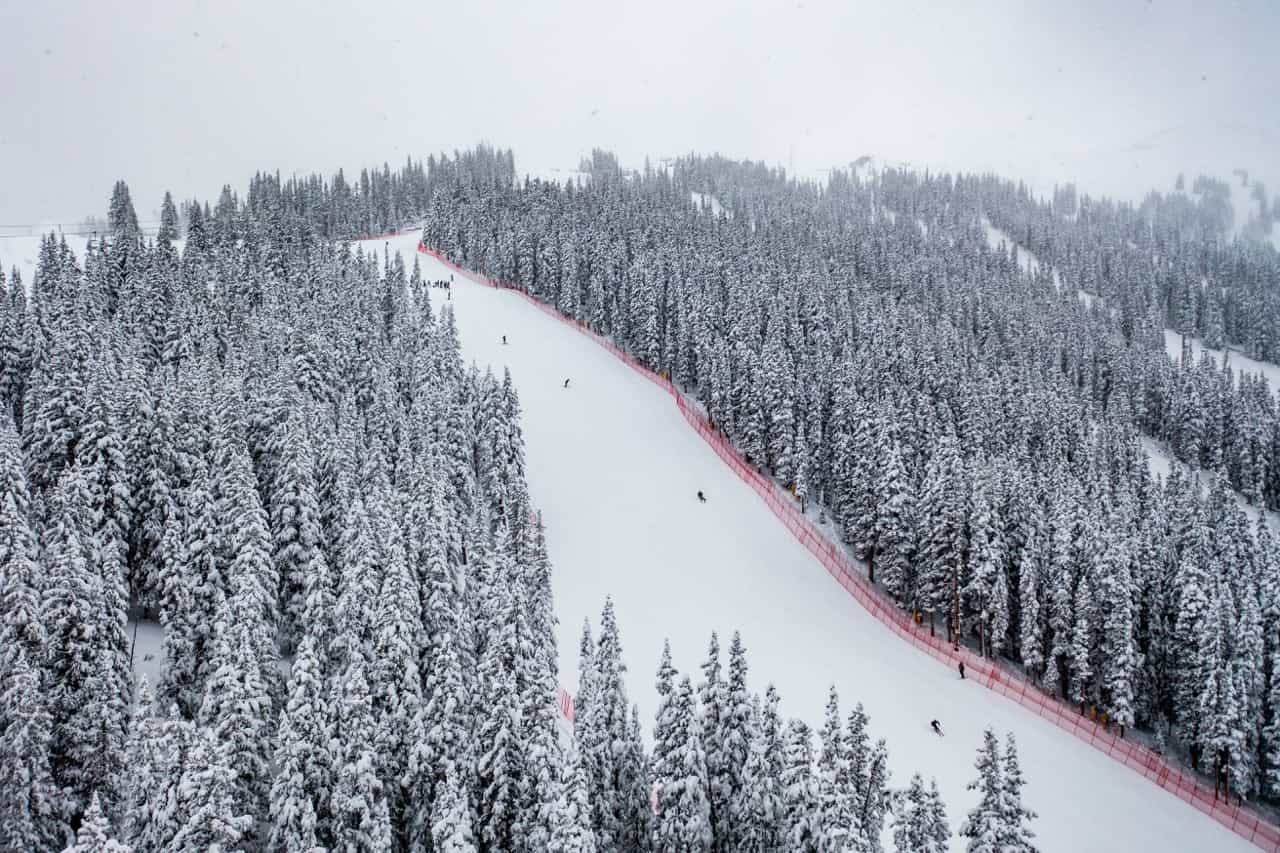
[2, 0, 1277, 224]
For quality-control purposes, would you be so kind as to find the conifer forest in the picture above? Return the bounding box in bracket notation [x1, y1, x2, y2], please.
[2, 142, 1280, 853]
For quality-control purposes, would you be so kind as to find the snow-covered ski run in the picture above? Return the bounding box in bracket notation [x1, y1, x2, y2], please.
[356, 230, 1260, 853]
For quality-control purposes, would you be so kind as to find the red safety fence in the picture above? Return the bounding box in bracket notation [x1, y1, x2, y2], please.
[416, 242, 1280, 851]
[557, 685, 576, 725]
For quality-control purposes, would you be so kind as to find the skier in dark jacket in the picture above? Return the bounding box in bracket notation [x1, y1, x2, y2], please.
[697, 490, 707, 503]
[930, 720, 943, 736]
[563, 378, 570, 388]
[959, 661, 966, 680]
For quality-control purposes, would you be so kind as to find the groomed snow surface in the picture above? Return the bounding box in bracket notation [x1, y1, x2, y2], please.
[1163, 328, 1280, 394]
[367, 232, 1256, 852]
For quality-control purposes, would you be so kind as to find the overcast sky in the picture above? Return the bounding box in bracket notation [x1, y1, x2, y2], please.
[2, 0, 1277, 224]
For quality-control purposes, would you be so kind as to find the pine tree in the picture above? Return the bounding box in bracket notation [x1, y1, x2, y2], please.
[120, 695, 195, 852]
[815, 687, 858, 852]
[0, 411, 42, 670]
[891, 774, 949, 853]
[924, 780, 950, 853]
[997, 734, 1036, 851]
[964, 479, 1008, 657]
[0, 641, 60, 852]
[107, 181, 140, 242]
[169, 726, 253, 852]
[78, 360, 133, 611]
[575, 620, 597, 740]
[736, 687, 783, 853]
[44, 466, 130, 824]
[371, 516, 423, 840]
[0, 410, 56, 852]
[1017, 503, 1047, 679]
[158, 192, 180, 246]
[780, 719, 820, 853]
[158, 458, 218, 717]
[431, 765, 477, 853]
[580, 599, 634, 849]
[330, 647, 392, 853]
[196, 608, 273, 839]
[269, 413, 326, 654]
[473, 559, 524, 853]
[332, 489, 381, 675]
[406, 619, 470, 852]
[875, 438, 917, 607]
[958, 730, 1004, 853]
[1099, 521, 1138, 730]
[916, 431, 965, 635]
[125, 377, 174, 611]
[620, 704, 653, 852]
[62, 791, 130, 853]
[651, 676, 713, 852]
[548, 746, 598, 853]
[843, 700, 891, 852]
[697, 633, 730, 851]
[211, 408, 281, 689]
[715, 632, 752, 852]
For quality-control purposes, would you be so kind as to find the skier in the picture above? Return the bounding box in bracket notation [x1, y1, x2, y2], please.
[697, 490, 706, 503]
[958, 661, 965, 680]
[502, 335, 507, 345]
[930, 720, 943, 736]
[563, 378, 570, 388]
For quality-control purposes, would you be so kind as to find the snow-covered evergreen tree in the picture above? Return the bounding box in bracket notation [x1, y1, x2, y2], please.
[268, 628, 334, 852]
[997, 733, 1036, 851]
[548, 745, 598, 853]
[780, 719, 820, 853]
[651, 675, 713, 852]
[0, 641, 60, 852]
[891, 774, 949, 853]
[959, 729, 1005, 853]
[196, 608, 273, 840]
[579, 599, 637, 849]
[61, 791, 130, 853]
[736, 686, 783, 853]
[432, 765, 478, 853]
[168, 726, 253, 852]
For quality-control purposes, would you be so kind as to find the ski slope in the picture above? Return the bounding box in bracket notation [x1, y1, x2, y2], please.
[382, 231, 1250, 851]
[1164, 328, 1280, 392]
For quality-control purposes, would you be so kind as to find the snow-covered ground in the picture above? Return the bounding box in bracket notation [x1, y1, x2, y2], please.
[1141, 434, 1280, 534]
[1163, 328, 1280, 391]
[979, 216, 1079, 299]
[367, 232, 1255, 852]
[690, 191, 728, 218]
[127, 617, 166, 692]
